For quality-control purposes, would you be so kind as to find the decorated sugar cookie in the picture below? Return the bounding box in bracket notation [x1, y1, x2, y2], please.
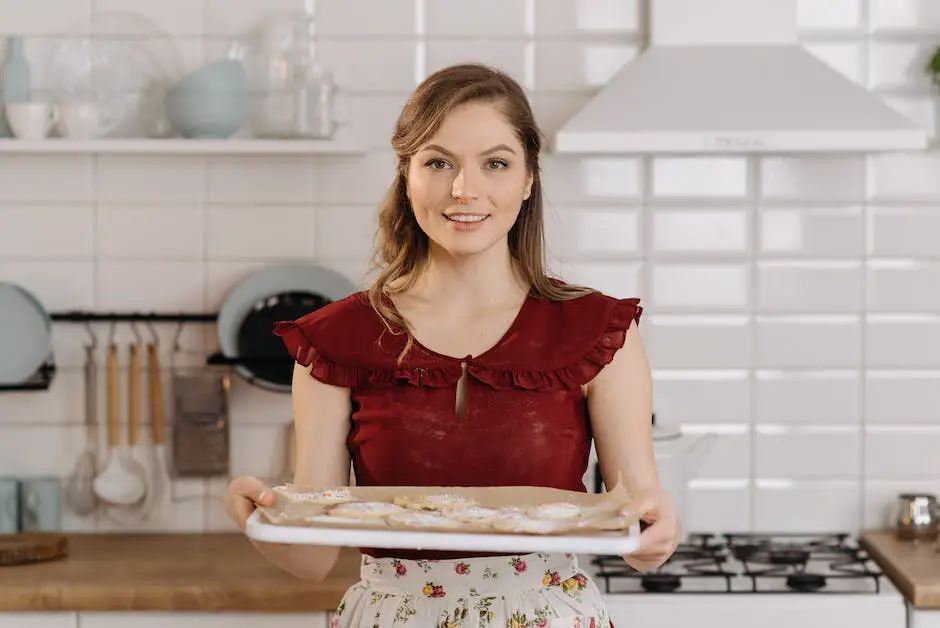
[306, 514, 387, 527]
[525, 502, 583, 521]
[441, 505, 501, 526]
[394, 493, 477, 511]
[493, 516, 574, 535]
[329, 501, 405, 519]
[582, 514, 632, 531]
[287, 486, 359, 505]
[387, 510, 466, 529]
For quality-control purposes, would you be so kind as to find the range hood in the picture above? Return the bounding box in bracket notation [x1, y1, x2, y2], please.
[553, 0, 929, 154]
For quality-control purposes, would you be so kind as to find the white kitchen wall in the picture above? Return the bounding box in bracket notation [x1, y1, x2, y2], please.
[0, 0, 938, 537]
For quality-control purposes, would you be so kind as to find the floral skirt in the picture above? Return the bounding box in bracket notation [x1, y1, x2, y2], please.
[330, 552, 611, 628]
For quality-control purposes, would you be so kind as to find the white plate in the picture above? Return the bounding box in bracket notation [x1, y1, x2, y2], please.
[245, 509, 641, 555]
[0, 282, 52, 385]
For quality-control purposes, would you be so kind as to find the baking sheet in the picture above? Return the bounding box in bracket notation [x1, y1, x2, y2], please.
[244, 481, 642, 555]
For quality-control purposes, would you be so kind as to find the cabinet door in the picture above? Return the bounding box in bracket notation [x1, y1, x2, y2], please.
[78, 612, 328, 628]
[0, 613, 77, 628]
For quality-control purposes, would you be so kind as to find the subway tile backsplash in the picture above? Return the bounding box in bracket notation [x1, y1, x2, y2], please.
[0, 0, 938, 537]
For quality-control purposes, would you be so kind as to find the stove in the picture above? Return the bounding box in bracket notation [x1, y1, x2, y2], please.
[591, 532, 885, 594]
[583, 532, 908, 628]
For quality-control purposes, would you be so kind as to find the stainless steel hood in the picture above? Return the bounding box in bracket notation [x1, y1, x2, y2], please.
[553, 0, 929, 154]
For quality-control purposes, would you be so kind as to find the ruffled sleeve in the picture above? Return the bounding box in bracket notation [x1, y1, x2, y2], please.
[469, 294, 643, 391]
[273, 321, 355, 388]
[272, 292, 463, 389]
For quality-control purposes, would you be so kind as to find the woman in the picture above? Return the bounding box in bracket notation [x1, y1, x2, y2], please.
[226, 63, 679, 627]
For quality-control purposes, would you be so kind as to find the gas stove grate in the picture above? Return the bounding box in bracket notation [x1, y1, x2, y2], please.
[723, 533, 883, 594]
[589, 532, 885, 595]
[591, 533, 736, 594]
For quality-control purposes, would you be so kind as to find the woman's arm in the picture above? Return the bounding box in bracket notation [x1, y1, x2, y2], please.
[247, 361, 353, 581]
[586, 319, 680, 570]
[586, 319, 656, 494]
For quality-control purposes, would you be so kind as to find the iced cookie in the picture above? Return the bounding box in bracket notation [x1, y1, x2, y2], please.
[329, 501, 405, 519]
[387, 510, 466, 529]
[271, 483, 296, 498]
[582, 514, 633, 531]
[493, 516, 574, 535]
[442, 505, 501, 526]
[525, 502, 583, 521]
[306, 514, 387, 527]
[394, 493, 477, 512]
[278, 486, 359, 505]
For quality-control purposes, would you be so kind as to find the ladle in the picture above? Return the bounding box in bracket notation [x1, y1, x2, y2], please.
[93, 332, 146, 507]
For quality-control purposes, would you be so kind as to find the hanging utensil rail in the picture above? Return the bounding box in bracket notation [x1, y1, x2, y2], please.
[1, 309, 294, 393]
[1, 311, 215, 392]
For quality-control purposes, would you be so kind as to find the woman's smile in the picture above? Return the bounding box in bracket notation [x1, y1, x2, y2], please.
[444, 211, 491, 231]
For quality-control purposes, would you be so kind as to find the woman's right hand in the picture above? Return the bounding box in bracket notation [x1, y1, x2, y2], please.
[225, 475, 275, 530]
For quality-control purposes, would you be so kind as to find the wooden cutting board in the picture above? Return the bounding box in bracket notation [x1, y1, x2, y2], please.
[0, 533, 69, 567]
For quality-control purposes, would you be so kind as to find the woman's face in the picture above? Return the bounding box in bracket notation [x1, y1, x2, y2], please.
[406, 101, 533, 259]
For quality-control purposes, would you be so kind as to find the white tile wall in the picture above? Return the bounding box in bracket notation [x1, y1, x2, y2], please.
[0, 0, 938, 538]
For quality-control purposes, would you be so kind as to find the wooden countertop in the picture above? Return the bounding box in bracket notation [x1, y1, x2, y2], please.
[0, 533, 362, 612]
[861, 530, 940, 609]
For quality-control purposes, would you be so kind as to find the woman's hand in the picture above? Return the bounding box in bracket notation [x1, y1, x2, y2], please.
[622, 487, 681, 572]
[225, 475, 275, 530]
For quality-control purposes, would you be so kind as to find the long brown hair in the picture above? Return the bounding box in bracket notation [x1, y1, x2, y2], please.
[366, 63, 594, 360]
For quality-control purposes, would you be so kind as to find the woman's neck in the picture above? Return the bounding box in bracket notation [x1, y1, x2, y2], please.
[410, 242, 528, 309]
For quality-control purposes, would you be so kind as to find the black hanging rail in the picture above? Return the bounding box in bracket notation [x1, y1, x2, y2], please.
[3, 310, 299, 394]
[1, 310, 220, 393]
[49, 311, 218, 323]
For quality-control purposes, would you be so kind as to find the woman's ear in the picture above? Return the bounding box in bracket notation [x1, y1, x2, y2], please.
[523, 172, 534, 200]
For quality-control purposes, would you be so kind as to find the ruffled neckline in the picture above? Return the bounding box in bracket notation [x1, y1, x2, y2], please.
[273, 292, 643, 392]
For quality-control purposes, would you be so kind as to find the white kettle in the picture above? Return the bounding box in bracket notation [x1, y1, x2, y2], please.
[651, 414, 716, 543]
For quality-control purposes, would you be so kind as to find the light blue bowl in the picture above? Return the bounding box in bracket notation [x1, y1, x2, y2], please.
[167, 59, 248, 139]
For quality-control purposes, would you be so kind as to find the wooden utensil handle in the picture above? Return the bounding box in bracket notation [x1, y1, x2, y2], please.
[129, 343, 140, 446]
[147, 343, 165, 446]
[107, 343, 119, 448]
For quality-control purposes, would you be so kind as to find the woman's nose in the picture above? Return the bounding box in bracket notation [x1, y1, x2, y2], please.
[451, 169, 480, 203]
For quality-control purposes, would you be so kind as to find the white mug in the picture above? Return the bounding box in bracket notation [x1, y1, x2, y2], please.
[56, 101, 101, 139]
[6, 102, 58, 140]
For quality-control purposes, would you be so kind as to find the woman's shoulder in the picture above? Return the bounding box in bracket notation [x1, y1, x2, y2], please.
[271, 291, 397, 386]
[276, 290, 379, 338]
[535, 284, 642, 324]
[527, 282, 643, 340]
[471, 282, 643, 391]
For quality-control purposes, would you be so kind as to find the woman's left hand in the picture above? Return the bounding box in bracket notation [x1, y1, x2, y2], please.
[621, 488, 681, 572]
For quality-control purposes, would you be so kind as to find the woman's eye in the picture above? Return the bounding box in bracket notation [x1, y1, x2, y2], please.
[487, 159, 509, 170]
[425, 159, 449, 169]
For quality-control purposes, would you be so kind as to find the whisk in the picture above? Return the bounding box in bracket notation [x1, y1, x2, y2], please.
[65, 335, 99, 516]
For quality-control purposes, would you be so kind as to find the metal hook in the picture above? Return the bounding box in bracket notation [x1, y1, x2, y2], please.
[83, 321, 97, 350]
[172, 321, 184, 353]
[168, 321, 185, 374]
[146, 320, 159, 347]
[130, 320, 143, 345]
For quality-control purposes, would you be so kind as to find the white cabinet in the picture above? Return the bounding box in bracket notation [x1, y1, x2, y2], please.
[0, 613, 77, 628]
[909, 606, 940, 628]
[77, 612, 329, 628]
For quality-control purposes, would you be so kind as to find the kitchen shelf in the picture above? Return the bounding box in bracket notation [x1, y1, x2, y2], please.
[0, 137, 368, 155]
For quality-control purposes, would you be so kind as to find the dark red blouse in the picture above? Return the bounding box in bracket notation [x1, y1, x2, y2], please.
[273, 286, 643, 560]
